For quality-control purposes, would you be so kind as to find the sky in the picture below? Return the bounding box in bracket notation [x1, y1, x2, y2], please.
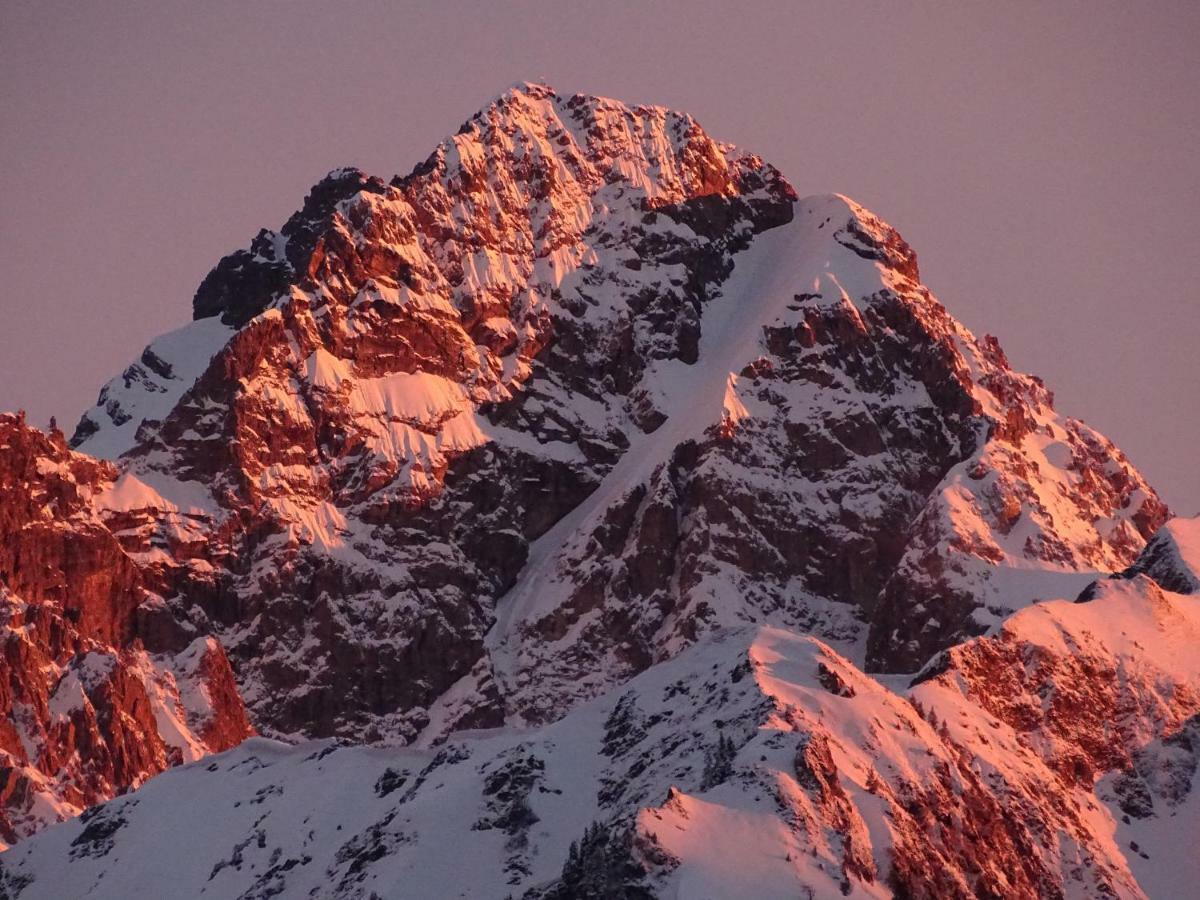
[1, 1, 1196, 512]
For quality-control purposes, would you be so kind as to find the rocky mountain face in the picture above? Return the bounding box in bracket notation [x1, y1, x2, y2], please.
[69, 83, 798, 746]
[0, 414, 251, 845]
[0, 83, 1189, 897]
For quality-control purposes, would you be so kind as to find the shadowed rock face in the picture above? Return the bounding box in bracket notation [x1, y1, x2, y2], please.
[2, 84, 1171, 852]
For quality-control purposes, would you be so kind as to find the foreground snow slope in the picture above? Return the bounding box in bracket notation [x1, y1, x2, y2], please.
[4, 522, 1199, 898]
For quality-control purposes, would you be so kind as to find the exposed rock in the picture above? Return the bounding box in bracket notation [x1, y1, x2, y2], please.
[0, 414, 251, 844]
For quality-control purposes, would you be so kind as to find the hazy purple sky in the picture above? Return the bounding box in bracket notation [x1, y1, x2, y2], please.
[2, 1, 1197, 511]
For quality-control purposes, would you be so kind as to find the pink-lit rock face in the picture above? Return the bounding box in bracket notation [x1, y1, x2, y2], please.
[0, 84, 1189, 898]
[0, 414, 251, 844]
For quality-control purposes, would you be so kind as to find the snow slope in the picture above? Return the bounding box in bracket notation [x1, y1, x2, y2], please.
[71, 317, 235, 459]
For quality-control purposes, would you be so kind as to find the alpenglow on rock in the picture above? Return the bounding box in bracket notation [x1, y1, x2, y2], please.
[0, 83, 1186, 899]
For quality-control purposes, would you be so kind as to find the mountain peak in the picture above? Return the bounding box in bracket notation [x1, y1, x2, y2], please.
[5, 87, 1173, 893]
[488, 78, 558, 104]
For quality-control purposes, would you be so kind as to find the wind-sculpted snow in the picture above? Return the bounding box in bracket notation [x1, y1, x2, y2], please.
[5, 563, 1200, 898]
[0, 83, 1176, 869]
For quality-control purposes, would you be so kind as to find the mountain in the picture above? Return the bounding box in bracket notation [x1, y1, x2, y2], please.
[0, 83, 1187, 897]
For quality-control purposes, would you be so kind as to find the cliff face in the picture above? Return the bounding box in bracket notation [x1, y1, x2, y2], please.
[0, 414, 250, 845]
[0, 82, 1186, 898]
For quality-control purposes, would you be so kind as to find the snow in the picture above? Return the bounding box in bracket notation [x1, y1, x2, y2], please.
[299, 349, 491, 509]
[47, 672, 87, 720]
[74, 317, 235, 459]
[1106, 751, 1200, 899]
[644, 793, 880, 900]
[94, 469, 217, 517]
[0, 627, 895, 898]
[488, 196, 896, 709]
[132, 649, 209, 764]
[73, 651, 118, 691]
[352, 372, 476, 428]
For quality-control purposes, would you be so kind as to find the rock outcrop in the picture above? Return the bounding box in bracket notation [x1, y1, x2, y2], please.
[0, 414, 251, 844]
